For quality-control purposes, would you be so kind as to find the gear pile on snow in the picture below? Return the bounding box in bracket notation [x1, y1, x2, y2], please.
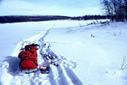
[18, 43, 39, 73]
[18, 42, 60, 74]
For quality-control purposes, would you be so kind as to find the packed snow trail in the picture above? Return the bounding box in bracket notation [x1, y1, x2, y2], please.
[0, 29, 83, 85]
[63, 65, 83, 85]
[38, 30, 83, 85]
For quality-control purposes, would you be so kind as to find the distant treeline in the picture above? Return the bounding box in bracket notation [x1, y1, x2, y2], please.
[0, 15, 111, 23]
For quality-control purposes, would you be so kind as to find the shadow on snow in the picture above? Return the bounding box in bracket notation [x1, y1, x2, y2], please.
[4, 56, 20, 76]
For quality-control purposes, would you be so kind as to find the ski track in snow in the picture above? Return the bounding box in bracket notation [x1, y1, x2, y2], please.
[0, 29, 83, 85]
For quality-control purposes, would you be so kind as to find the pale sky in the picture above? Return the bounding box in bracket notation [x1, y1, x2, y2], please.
[0, 0, 104, 16]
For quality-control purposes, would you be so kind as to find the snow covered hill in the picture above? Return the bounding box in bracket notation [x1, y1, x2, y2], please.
[0, 20, 127, 85]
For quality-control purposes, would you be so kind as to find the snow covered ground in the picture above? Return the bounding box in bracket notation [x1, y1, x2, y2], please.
[0, 20, 127, 85]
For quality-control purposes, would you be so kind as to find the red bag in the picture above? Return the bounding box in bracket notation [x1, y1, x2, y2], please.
[18, 44, 39, 71]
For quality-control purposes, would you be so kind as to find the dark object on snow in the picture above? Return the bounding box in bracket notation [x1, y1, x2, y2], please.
[43, 53, 56, 60]
[24, 43, 39, 51]
[39, 66, 50, 74]
[51, 62, 59, 67]
[18, 44, 39, 71]
[43, 53, 59, 67]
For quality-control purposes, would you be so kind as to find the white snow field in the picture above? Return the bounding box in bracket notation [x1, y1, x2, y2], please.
[0, 20, 127, 85]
